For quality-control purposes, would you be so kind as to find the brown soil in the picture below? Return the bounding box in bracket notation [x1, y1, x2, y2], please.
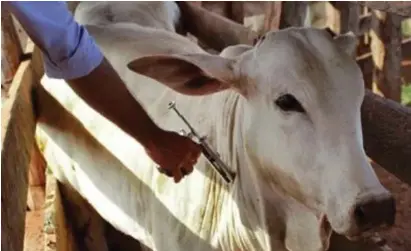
[24, 210, 44, 251]
[372, 162, 411, 251]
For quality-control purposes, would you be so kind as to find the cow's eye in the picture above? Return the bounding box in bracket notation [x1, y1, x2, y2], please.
[275, 94, 305, 113]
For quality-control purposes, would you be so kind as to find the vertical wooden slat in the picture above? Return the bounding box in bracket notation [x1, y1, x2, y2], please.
[357, 54, 374, 89]
[381, 13, 403, 101]
[263, 2, 283, 33]
[226, 2, 244, 24]
[335, 1, 360, 34]
[44, 173, 78, 251]
[370, 10, 403, 102]
[279, 1, 309, 29]
[1, 59, 36, 251]
[357, 7, 373, 89]
[28, 142, 46, 186]
[27, 142, 46, 211]
[1, 9, 23, 87]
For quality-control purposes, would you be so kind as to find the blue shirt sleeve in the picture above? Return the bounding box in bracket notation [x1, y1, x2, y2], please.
[4, 1, 104, 80]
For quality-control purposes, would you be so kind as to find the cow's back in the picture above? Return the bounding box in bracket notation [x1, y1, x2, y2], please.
[74, 1, 181, 32]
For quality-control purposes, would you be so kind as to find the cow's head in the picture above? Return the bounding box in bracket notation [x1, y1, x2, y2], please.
[127, 27, 395, 239]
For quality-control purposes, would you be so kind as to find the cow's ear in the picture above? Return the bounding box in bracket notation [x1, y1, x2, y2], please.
[127, 54, 237, 96]
[334, 32, 357, 58]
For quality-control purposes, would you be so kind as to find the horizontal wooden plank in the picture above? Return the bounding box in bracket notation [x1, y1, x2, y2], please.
[362, 90, 411, 185]
[359, 1, 411, 17]
[176, 2, 257, 51]
[1, 59, 37, 251]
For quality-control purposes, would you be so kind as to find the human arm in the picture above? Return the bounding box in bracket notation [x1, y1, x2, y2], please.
[67, 58, 201, 182]
[4, 1, 201, 182]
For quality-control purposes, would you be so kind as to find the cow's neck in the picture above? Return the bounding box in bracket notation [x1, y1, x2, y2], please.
[209, 92, 330, 251]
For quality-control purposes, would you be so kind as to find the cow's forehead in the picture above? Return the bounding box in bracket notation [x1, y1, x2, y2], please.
[246, 28, 363, 110]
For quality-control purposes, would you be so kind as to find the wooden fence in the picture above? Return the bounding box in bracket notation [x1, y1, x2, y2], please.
[1, 2, 410, 251]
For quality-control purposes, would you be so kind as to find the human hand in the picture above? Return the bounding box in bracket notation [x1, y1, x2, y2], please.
[144, 129, 202, 183]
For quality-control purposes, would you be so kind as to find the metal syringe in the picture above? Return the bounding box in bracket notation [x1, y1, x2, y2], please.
[168, 101, 235, 184]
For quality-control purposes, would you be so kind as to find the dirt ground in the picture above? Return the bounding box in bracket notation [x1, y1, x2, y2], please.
[24, 210, 44, 251]
[373, 162, 411, 251]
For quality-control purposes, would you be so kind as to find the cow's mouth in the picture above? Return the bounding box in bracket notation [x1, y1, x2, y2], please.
[344, 223, 392, 241]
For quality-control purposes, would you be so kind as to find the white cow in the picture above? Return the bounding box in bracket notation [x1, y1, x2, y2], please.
[36, 2, 395, 251]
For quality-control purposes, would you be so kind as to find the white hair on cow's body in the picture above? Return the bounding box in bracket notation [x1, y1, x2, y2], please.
[37, 2, 395, 251]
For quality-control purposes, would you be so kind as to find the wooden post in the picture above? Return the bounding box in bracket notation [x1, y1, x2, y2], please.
[226, 2, 244, 25]
[279, 1, 309, 29]
[335, 2, 360, 34]
[370, 10, 403, 102]
[1, 59, 37, 251]
[357, 54, 374, 90]
[357, 6, 373, 89]
[402, 38, 411, 84]
[381, 13, 403, 101]
[1, 9, 23, 91]
[263, 2, 283, 32]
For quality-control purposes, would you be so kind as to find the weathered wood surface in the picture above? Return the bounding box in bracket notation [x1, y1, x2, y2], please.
[359, 13, 372, 36]
[361, 90, 411, 186]
[359, 1, 411, 17]
[1, 9, 23, 88]
[334, 2, 360, 34]
[279, 1, 309, 28]
[1, 59, 36, 251]
[28, 142, 46, 186]
[226, 1, 244, 24]
[27, 185, 45, 212]
[357, 39, 411, 88]
[27, 142, 46, 211]
[177, 2, 411, 184]
[176, 2, 257, 51]
[371, 11, 403, 102]
[44, 171, 77, 251]
[25, 40, 45, 82]
[263, 1, 282, 32]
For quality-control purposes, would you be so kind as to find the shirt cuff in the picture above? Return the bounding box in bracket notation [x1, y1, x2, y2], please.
[43, 26, 104, 80]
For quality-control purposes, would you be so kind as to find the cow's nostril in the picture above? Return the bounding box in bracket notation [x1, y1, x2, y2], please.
[353, 196, 396, 231]
[354, 205, 366, 226]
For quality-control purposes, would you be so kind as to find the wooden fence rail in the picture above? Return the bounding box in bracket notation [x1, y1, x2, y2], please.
[359, 1, 411, 17]
[1, 54, 39, 251]
[1, 11, 44, 250]
[1, 8, 23, 91]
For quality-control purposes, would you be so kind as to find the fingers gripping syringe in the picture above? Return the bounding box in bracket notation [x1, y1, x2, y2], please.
[168, 101, 235, 184]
